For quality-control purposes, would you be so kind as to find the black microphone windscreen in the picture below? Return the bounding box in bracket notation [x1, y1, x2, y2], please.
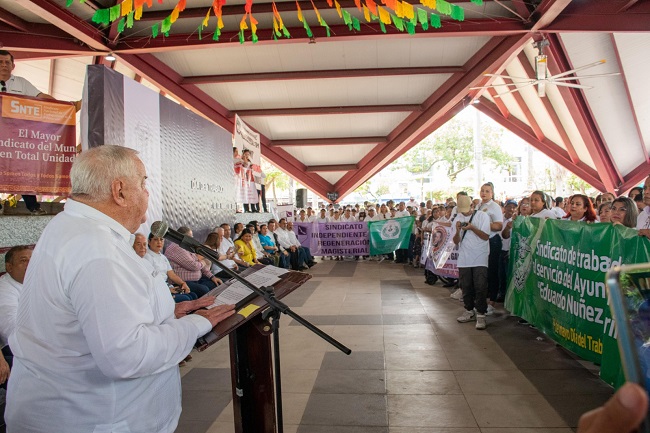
[150, 221, 169, 238]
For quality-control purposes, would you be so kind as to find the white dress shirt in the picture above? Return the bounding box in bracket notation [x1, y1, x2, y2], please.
[274, 227, 294, 249]
[7, 200, 212, 433]
[144, 249, 173, 284]
[637, 206, 650, 230]
[0, 273, 22, 348]
[4, 75, 42, 97]
[218, 236, 238, 270]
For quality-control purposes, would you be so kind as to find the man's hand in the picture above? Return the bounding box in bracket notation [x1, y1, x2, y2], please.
[180, 282, 190, 293]
[196, 253, 205, 261]
[283, 251, 289, 256]
[0, 355, 10, 384]
[194, 304, 236, 327]
[639, 229, 650, 240]
[175, 296, 216, 317]
[577, 382, 648, 433]
[211, 276, 223, 285]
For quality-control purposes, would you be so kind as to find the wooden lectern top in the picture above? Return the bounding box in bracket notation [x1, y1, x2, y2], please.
[195, 266, 312, 351]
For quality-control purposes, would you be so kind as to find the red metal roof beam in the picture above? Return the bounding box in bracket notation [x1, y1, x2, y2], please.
[234, 105, 420, 117]
[306, 164, 358, 172]
[182, 66, 464, 85]
[271, 137, 386, 147]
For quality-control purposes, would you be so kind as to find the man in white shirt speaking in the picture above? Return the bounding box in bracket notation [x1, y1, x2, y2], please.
[6, 145, 235, 433]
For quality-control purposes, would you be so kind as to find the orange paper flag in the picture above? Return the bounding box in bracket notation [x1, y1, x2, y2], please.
[178, 0, 186, 11]
[134, 0, 144, 8]
[366, 0, 378, 16]
[296, 1, 303, 21]
[310, 0, 322, 22]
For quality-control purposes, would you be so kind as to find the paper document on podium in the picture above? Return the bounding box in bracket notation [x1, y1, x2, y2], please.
[205, 266, 289, 309]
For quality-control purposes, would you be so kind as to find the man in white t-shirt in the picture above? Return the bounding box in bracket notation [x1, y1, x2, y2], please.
[453, 195, 491, 330]
[637, 176, 650, 238]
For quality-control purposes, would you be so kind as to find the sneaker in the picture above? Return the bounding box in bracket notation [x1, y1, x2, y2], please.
[378, 257, 386, 263]
[457, 310, 475, 323]
[450, 288, 463, 300]
[30, 208, 47, 216]
[486, 305, 495, 316]
[476, 314, 487, 330]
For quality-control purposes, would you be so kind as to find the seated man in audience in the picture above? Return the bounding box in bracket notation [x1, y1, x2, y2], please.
[165, 226, 222, 297]
[258, 223, 288, 268]
[286, 221, 316, 267]
[275, 218, 309, 270]
[0, 245, 32, 385]
[269, 219, 298, 269]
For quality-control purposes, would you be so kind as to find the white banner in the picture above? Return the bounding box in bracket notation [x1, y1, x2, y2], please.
[276, 204, 294, 221]
[233, 114, 261, 167]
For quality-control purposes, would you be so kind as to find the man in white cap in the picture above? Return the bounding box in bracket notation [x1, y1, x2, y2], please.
[453, 195, 491, 330]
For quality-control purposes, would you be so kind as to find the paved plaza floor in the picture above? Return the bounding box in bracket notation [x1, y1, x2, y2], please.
[177, 259, 613, 433]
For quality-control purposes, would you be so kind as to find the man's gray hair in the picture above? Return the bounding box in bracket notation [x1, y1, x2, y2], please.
[70, 145, 140, 202]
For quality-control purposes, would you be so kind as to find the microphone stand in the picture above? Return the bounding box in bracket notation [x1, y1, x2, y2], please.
[167, 237, 351, 433]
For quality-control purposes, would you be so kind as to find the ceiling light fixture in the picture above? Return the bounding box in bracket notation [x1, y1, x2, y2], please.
[105, 53, 116, 62]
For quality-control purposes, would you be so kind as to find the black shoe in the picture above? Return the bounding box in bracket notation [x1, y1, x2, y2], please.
[298, 266, 308, 271]
[518, 319, 529, 325]
[307, 261, 316, 267]
[442, 281, 456, 287]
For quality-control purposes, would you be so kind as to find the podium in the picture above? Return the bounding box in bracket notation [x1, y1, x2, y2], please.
[195, 268, 312, 433]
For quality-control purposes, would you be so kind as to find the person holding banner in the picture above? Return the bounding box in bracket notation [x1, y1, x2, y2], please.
[562, 194, 597, 222]
[453, 195, 491, 330]
[0, 50, 81, 216]
[610, 197, 638, 228]
[529, 191, 557, 219]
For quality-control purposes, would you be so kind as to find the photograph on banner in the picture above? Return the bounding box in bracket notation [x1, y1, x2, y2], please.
[233, 114, 261, 205]
[368, 216, 414, 255]
[294, 221, 369, 256]
[506, 217, 650, 386]
[0, 94, 76, 195]
[423, 224, 459, 279]
[276, 204, 294, 221]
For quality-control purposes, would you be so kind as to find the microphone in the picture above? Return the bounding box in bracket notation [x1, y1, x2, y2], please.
[150, 221, 202, 251]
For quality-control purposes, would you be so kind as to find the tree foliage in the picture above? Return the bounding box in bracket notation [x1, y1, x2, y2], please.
[392, 114, 515, 182]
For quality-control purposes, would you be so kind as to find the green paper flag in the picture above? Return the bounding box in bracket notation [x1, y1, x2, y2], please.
[368, 217, 414, 255]
[164, 31, 169, 37]
[451, 4, 464, 21]
[370, 12, 378, 20]
[252, 33, 259, 43]
[213, 27, 221, 41]
[273, 32, 278, 40]
[437, 0, 451, 15]
[152, 23, 159, 38]
[66, 0, 74, 7]
[117, 17, 126, 33]
[282, 26, 291, 38]
[161, 16, 172, 33]
[198, 25, 202, 39]
[127, 11, 134, 28]
[406, 21, 415, 34]
[239, 30, 245, 44]
[392, 15, 404, 31]
[471, 0, 483, 4]
[379, 21, 386, 33]
[303, 20, 313, 38]
[430, 13, 441, 28]
[109, 4, 121, 22]
[91, 9, 110, 25]
[352, 16, 360, 31]
[342, 9, 352, 25]
[417, 8, 428, 29]
[326, 26, 331, 37]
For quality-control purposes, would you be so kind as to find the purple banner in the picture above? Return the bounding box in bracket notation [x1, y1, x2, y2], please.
[294, 222, 369, 256]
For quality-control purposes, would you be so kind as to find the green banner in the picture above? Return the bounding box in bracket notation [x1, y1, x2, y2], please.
[368, 216, 414, 255]
[507, 217, 650, 386]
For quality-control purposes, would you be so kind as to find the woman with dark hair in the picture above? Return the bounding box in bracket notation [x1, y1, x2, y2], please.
[629, 186, 644, 199]
[598, 202, 612, 223]
[234, 229, 261, 266]
[529, 191, 556, 219]
[610, 197, 639, 228]
[517, 197, 531, 217]
[562, 194, 597, 222]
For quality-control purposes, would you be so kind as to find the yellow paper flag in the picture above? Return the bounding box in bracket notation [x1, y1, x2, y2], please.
[395, 1, 404, 17]
[218, 15, 224, 29]
[170, 5, 180, 23]
[402, 1, 414, 19]
[311, 0, 322, 22]
[121, 0, 133, 16]
[296, 1, 303, 21]
[240, 15, 248, 30]
[335, 0, 342, 17]
[134, 5, 143, 20]
[251, 15, 258, 33]
[378, 6, 391, 24]
[363, 4, 370, 21]
[202, 9, 210, 27]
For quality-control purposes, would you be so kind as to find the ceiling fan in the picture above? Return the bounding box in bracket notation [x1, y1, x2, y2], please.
[471, 39, 621, 98]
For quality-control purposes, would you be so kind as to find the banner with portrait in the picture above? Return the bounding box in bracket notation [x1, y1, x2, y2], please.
[423, 223, 459, 278]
